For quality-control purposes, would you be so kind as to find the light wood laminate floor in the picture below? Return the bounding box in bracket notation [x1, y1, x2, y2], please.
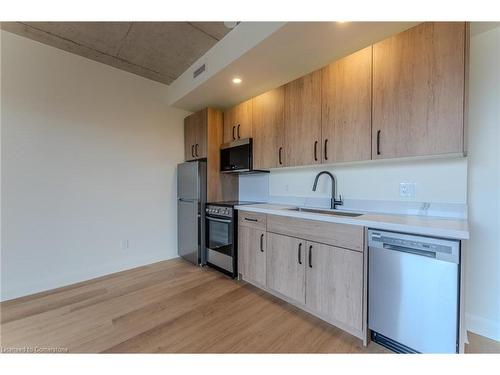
[0, 258, 391, 353]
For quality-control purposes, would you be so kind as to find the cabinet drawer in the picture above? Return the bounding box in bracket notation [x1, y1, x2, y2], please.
[238, 211, 266, 230]
[267, 214, 364, 252]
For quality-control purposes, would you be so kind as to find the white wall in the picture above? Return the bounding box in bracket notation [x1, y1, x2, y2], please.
[465, 24, 500, 341]
[1, 31, 189, 301]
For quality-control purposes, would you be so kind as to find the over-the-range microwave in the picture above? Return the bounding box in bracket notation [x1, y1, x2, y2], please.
[220, 138, 268, 174]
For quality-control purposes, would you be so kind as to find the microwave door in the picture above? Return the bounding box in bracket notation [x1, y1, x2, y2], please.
[221, 140, 252, 172]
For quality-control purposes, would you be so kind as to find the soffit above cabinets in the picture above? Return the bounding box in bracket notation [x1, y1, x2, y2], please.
[0, 22, 233, 85]
[169, 22, 420, 111]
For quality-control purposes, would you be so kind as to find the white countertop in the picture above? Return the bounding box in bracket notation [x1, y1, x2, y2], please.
[235, 203, 469, 240]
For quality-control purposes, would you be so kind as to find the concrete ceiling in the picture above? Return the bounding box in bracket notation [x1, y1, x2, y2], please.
[0, 22, 232, 84]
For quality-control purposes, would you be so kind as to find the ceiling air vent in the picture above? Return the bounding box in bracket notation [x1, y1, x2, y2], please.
[193, 64, 206, 79]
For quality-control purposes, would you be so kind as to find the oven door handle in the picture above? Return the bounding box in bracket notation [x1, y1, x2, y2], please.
[206, 216, 232, 224]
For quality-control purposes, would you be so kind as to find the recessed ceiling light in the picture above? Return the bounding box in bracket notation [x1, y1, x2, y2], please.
[337, 21, 347, 23]
[232, 77, 242, 84]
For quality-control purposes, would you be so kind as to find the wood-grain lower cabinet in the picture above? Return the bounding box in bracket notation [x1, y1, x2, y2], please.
[252, 87, 285, 169]
[284, 70, 322, 167]
[238, 225, 266, 287]
[321, 46, 372, 163]
[260, 214, 366, 341]
[223, 99, 253, 143]
[372, 22, 466, 159]
[305, 242, 363, 333]
[266, 233, 306, 304]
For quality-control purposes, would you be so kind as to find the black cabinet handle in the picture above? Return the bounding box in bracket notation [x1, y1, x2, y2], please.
[314, 141, 318, 161]
[298, 243, 302, 265]
[237, 124, 241, 139]
[324, 139, 328, 161]
[191, 145, 195, 157]
[308, 245, 313, 268]
[377, 130, 381, 155]
[260, 233, 264, 252]
[278, 147, 283, 165]
[244, 217, 258, 222]
[232, 126, 236, 140]
[195, 143, 199, 157]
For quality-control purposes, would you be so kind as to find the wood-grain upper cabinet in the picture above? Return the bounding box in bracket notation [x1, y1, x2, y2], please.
[238, 225, 266, 287]
[252, 87, 285, 169]
[223, 99, 253, 143]
[305, 242, 363, 332]
[194, 110, 208, 159]
[321, 46, 372, 163]
[284, 70, 322, 167]
[184, 109, 207, 161]
[184, 114, 197, 161]
[266, 233, 306, 304]
[372, 22, 466, 159]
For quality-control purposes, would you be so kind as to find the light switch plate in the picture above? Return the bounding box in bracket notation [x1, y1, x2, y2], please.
[400, 182, 416, 198]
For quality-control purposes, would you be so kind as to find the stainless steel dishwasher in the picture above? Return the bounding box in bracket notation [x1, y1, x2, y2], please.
[368, 229, 460, 353]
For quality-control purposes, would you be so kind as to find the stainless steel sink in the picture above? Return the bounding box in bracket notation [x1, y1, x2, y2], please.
[285, 207, 363, 217]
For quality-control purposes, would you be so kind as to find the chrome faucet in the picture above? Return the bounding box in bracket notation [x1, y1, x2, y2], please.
[312, 171, 343, 210]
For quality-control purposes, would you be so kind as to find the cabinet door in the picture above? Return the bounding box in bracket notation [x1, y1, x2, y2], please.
[193, 109, 207, 159]
[235, 99, 253, 140]
[284, 70, 322, 167]
[305, 242, 363, 332]
[184, 114, 196, 161]
[321, 46, 372, 163]
[223, 99, 253, 143]
[238, 225, 266, 287]
[252, 87, 285, 169]
[372, 22, 465, 159]
[266, 233, 306, 304]
[223, 106, 235, 144]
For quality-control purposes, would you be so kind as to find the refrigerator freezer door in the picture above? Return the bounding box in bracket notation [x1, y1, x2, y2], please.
[177, 161, 199, 200]
[178, 199, 199, 265]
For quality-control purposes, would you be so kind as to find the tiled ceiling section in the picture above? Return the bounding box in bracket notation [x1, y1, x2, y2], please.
[1, 22, 232, 84]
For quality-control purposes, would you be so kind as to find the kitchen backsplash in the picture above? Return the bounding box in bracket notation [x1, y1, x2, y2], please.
[239, 156, 468, 219]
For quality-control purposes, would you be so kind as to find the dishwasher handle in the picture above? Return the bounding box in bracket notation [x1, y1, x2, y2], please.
[383, 243, 436, 259]
[368, 229, 460, 264]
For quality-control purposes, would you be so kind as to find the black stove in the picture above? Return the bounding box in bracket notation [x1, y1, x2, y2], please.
[207, 201, 258, 207]
[206, 201, 257, 218]
[205, 201, 259, 278]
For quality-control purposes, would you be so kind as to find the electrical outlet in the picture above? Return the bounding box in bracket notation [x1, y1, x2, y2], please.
[400, 182, 416, 198]
[120, 240, 129, 250]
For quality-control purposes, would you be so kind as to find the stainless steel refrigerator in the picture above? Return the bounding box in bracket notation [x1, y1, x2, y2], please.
[177, 160, 206, 265]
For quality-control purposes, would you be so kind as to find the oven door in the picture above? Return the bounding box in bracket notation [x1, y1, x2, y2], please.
[206, 215, 235, 275]
[206, 216, 233, 256]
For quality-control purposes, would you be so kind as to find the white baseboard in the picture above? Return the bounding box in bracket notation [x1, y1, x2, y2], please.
[466, 313, 500, 341]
